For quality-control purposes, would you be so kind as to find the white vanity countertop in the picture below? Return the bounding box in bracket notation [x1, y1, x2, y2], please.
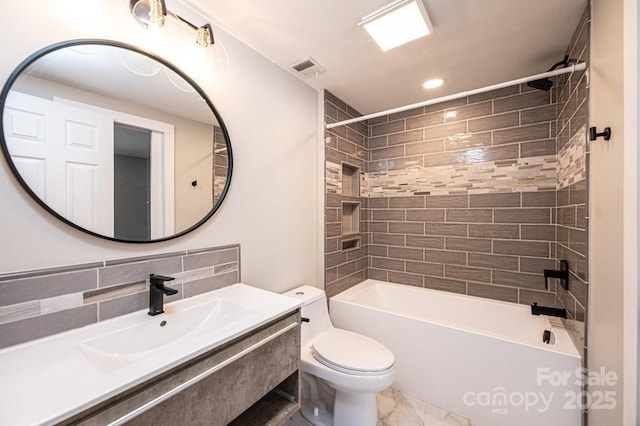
[0, 283, 301, 426]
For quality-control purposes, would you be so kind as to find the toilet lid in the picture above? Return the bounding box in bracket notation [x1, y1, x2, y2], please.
[311, 329, 394, 373]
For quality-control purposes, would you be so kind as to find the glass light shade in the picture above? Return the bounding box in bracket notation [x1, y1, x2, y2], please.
[196, 25, 214, 48]
[115, 48, 162, 76]
[131, 0, 165, 28]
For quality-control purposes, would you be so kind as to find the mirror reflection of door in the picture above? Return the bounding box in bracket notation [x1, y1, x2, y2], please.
[54, 97, 176, 240]
[114, 124, 151, 240]
[4, 91, 114, 234]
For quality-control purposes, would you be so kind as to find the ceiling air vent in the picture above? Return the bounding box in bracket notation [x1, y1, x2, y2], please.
[289, 57, 325, 79]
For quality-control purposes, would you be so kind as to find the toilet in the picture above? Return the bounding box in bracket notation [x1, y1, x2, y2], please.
[284, 285, 394, 426]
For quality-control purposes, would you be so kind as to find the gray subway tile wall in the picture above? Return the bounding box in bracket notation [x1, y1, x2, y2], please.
[554, 3, 589, 332]
[0, 245, 241, 349]
[325, 92, 370, 298]
[323, 2, 589, 324]
[467, 283, 518, 303]
[213, 126, 229, 205]
[367, 191, 555, 301]
[469, 193, 520, 207]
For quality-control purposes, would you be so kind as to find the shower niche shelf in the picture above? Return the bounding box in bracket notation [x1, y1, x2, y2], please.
[341, 237, 360, 252]
[341, 163, 360, 197]
[342, 202, 360, 236]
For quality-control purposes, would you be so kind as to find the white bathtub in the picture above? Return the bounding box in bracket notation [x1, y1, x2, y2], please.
[330, 280, 582, 426]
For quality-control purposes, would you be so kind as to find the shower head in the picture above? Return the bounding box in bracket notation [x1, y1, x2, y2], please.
[527, 55, 570, 91]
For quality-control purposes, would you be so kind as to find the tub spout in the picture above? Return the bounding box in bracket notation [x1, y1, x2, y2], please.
[531, 302, 567, 319]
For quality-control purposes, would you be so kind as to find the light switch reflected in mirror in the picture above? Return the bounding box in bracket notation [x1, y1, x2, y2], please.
[0, 40, 232, 243]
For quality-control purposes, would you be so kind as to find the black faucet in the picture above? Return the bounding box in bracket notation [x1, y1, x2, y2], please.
[544, 259, 569, 290]
[148, 274, 178, 316]
[531, 302, 567, 319]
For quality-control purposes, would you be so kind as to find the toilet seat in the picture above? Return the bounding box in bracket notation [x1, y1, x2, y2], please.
[311, 329, 394, 376]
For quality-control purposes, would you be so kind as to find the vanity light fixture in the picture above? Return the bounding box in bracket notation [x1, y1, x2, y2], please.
[359, 0, 433, 52]
[196, 24, 215, 48]
[129, 0, 215, 48]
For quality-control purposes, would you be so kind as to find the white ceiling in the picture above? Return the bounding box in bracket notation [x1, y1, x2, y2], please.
[21, 44, 217, 125]
[183, 0, 587, 115]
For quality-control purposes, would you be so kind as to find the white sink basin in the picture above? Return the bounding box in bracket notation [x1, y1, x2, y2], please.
[79, 300, 255, 370]
[0, 283, 302, 426]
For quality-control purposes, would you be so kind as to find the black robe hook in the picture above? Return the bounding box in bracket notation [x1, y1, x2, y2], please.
[589, 126, 611, 141]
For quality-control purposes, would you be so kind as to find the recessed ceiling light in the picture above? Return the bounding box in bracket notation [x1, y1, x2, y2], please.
[359, 0, 433, 52]
[423, 78, 444, 89]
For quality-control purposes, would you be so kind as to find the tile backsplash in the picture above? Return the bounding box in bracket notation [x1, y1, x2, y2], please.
[0, 245, 240, 349]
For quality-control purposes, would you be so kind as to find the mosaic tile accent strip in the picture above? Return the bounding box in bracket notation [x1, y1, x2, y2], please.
[0, 301, 40, 325]
[212, 125, 229, 205]
[557, 125, 587, 190]
[214, 261, 239, 275]
[41, 293, 83, 315]
[213, 175, 227, 205]
[84, 282, 147, 304]
[367, 155, 557, 196]
[330, 135, 559, 199]
[326, 161, 341, 195]
[361, 171, 370, 198]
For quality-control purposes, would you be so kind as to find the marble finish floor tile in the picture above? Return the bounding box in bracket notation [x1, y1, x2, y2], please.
[377, 387, 425, 426]
[286, 387, 472, 426]
[377, 388, 472, 426]
[422, 399, 472, 426]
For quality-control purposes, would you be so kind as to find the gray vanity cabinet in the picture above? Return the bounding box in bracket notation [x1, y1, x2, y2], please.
[63, 311, 301, 426]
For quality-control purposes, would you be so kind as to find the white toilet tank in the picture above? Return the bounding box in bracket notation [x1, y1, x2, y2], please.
[283, 286, 333, 344]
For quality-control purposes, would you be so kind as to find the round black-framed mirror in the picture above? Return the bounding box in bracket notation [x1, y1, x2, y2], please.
[0, 39, 233, 243]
